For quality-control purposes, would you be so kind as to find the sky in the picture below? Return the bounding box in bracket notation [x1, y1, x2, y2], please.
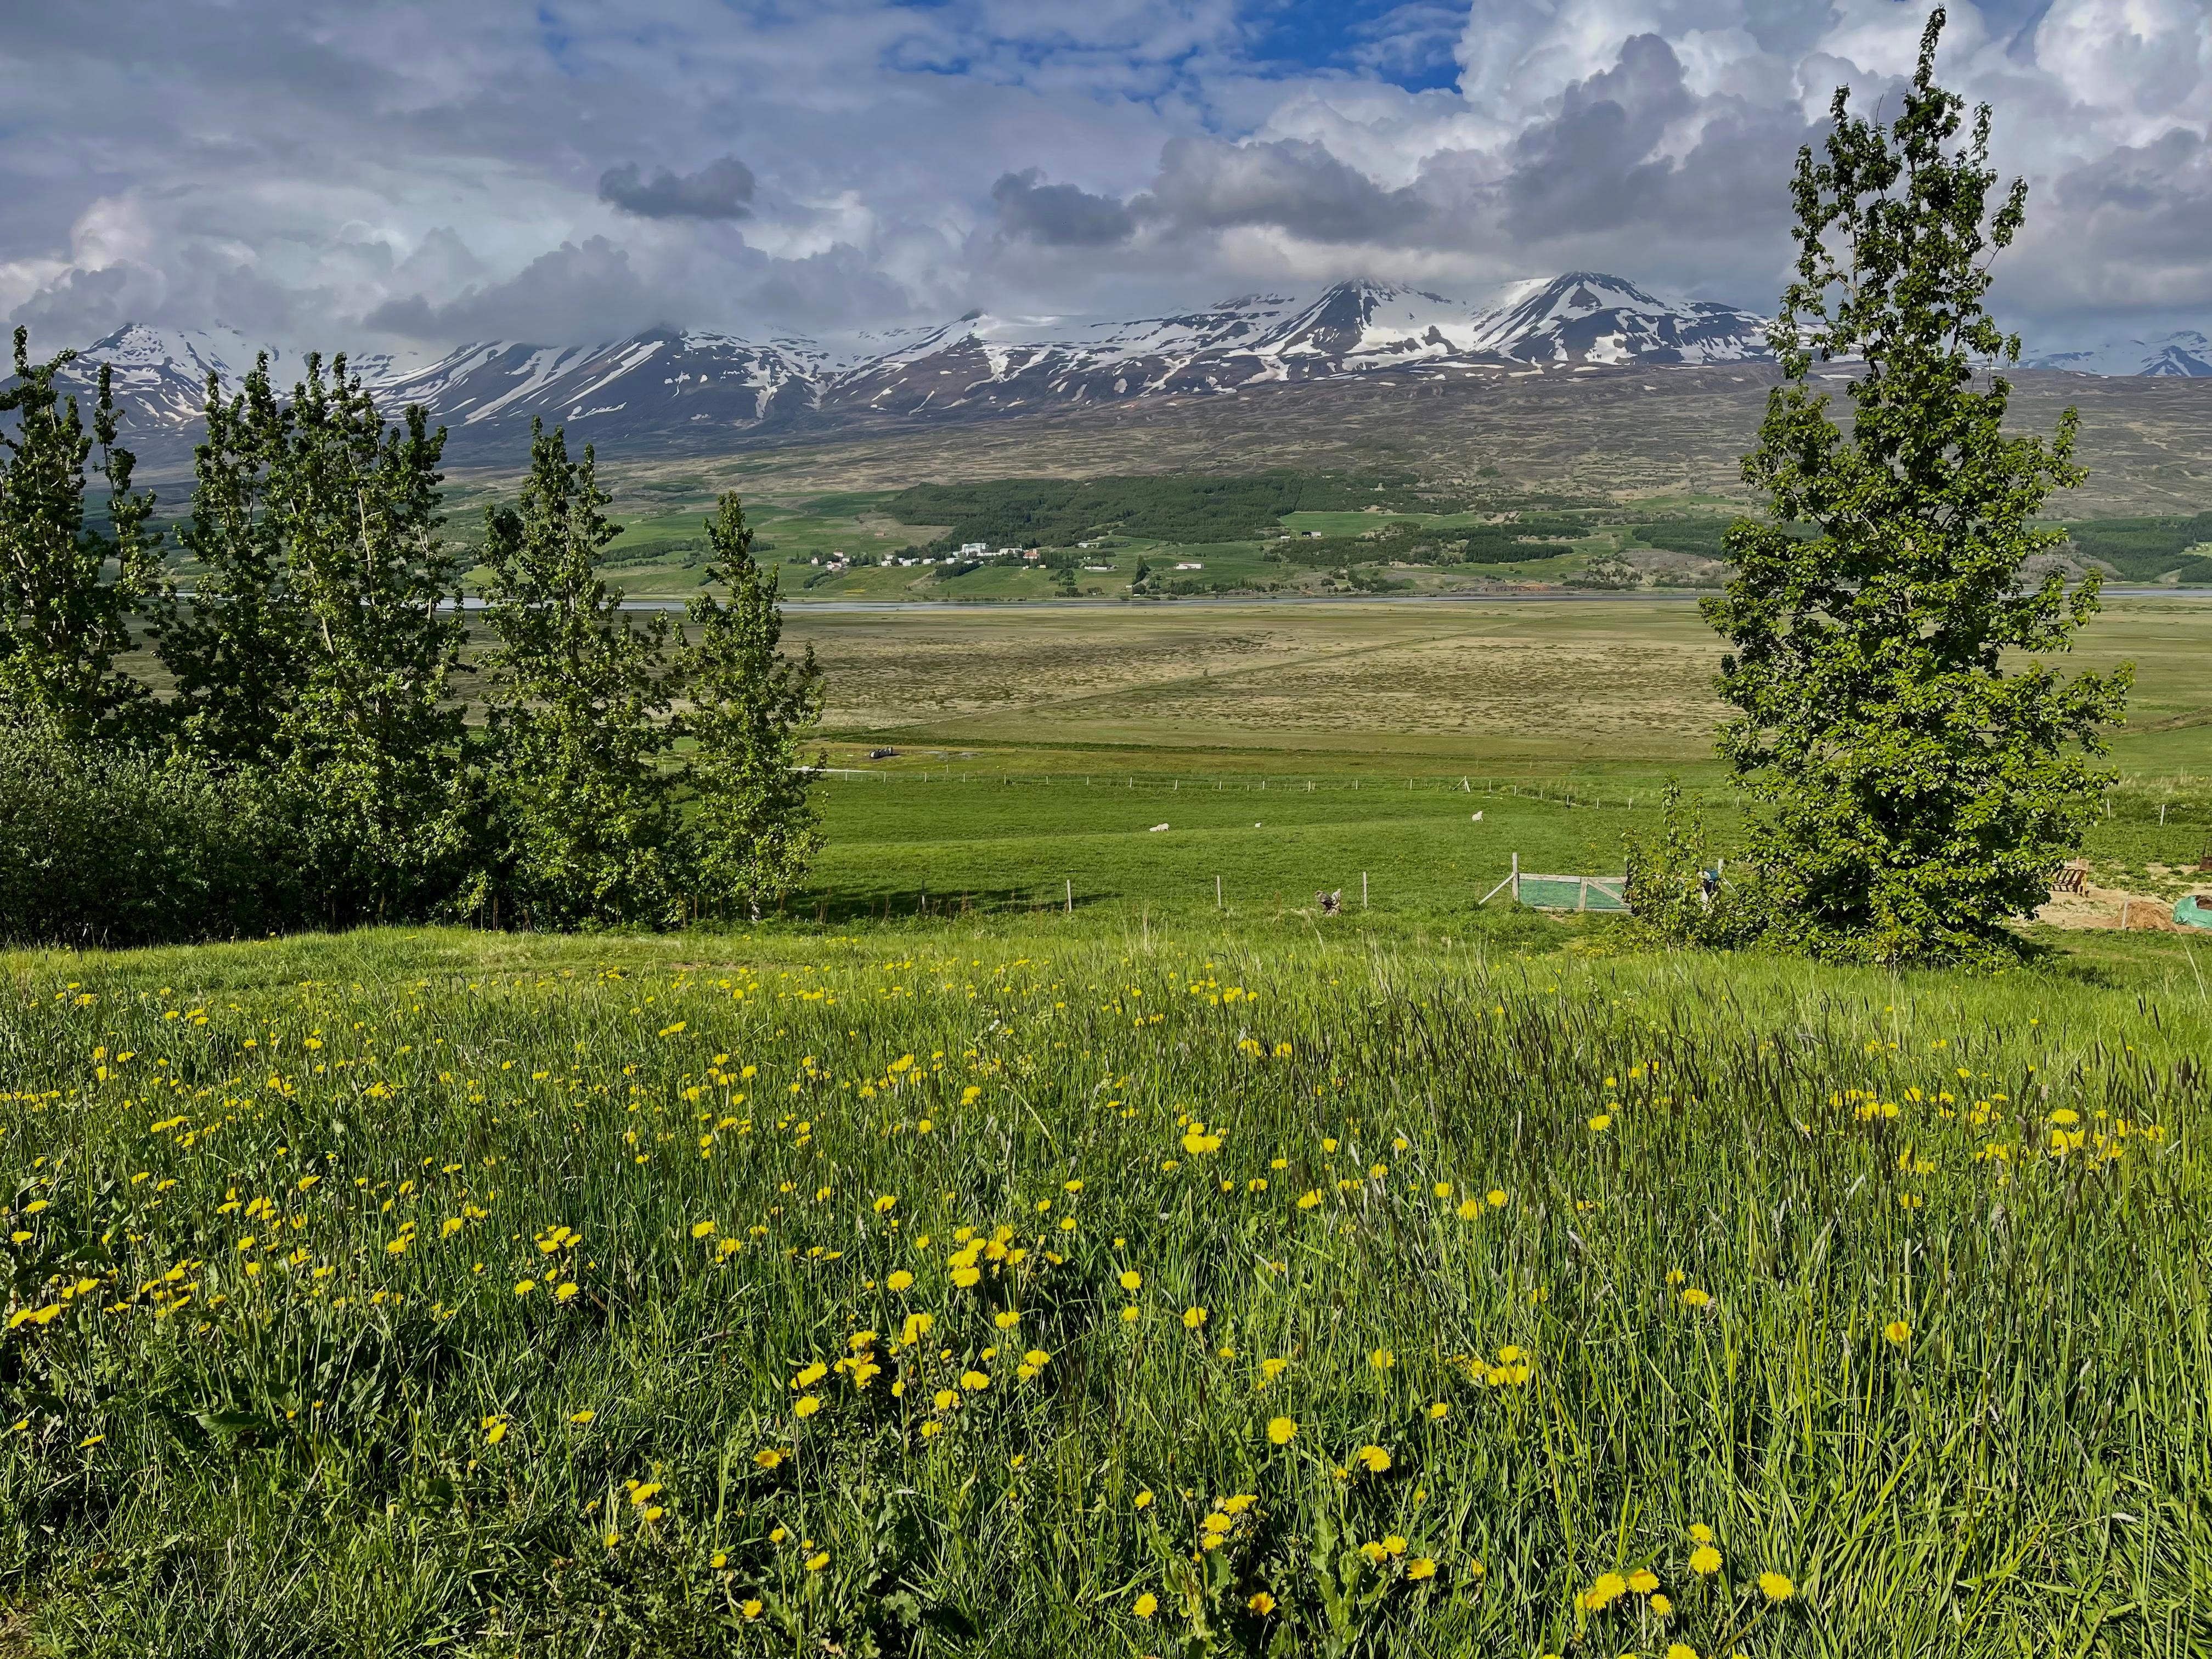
[2, 0, 2208, 357]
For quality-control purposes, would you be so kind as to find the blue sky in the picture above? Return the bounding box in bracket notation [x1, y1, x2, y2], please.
[2, 0, 2207, 353]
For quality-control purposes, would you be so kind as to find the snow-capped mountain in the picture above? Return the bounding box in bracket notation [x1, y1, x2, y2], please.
[42, 273, 2199, 469]
[52, 324, 265, 432]
[371, 330, 825, 436]
[38, 323, 424, 447]
[2029, 330, 2212, 378]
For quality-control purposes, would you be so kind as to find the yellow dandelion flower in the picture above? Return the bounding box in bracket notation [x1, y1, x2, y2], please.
[887, 1270, 914, 1292]
[1267, 1416, 1297, 1445]
[1133, 1592, 1158, 1618]
[1758, 1571, 1794, 1601]
[1182, 1306, 1207, 1329]
[1689, 1545, 1723, 1575]
[1688, 1523, 1714, 1543]
[1884, 1319, 1911, 1345]
[1581, 1571, 1627, 1609]
[1588, 1114, 1612, 1132]
[1406, 1557, 1437, 1581]
[1628, 1568, 1659, 1593]
[1248, 1590, 1277, 1614]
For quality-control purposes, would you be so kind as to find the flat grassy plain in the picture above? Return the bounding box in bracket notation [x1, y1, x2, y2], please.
[8, 598, 2212, 1657]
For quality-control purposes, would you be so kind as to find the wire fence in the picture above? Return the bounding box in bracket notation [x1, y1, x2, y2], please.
[816, 768, 2212, 826]
[814, 769, 1694, 812]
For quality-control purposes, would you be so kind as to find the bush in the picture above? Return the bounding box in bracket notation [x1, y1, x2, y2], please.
[1621, 782, 1762, 950]
[0, 722, 280, 947]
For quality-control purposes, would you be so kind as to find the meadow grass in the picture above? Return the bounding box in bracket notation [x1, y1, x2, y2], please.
[2, 917, 2208, 1657]
[19, 598, 2212, 1656]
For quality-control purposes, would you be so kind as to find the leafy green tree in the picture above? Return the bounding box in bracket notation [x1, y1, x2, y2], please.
[0, 329, 163, 742]
[159, 354, 469, 922]
[1705, 9, 2129, 964]
[158, 362, 304, 765]
[478, 421, 674, 926]
[678, 494, 823, 920]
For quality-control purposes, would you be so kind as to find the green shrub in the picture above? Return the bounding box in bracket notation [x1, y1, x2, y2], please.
[0, 721, 279, 946]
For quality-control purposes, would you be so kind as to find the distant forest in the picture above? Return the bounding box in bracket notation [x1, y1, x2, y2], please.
[2059, 511, 2212, 584]
[888, 471, 1459, 550]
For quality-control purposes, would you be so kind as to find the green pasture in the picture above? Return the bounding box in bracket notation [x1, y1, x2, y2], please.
[802, 774, 1691, 923]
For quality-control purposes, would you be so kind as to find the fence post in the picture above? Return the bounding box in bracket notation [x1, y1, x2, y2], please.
[1362, 872, 1369, 910]
[1065, 879, 1073, 914]
[1216, 875, 1222, 909]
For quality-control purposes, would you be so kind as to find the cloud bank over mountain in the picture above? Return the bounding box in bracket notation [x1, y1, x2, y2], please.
[1, 0, 2207, 359]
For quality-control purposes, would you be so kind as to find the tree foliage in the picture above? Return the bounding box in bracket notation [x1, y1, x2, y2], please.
[1704, 9, 2129, 965]
[679, 493, 823, 920]
[0, 329, 163, 744]
[0, 340, 825, 944]
[159, 354, 470, 923]
[478, 421, 675, 927]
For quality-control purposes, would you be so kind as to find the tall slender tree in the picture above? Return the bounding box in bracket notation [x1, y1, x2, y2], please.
[1705, 9, 2129, 964]
[678, 493, 823, 920]
[158, 360, 304, 765]
[478, 421, 674, 926]
[158, 354, 469, 921]
[0, 329, 163, 743]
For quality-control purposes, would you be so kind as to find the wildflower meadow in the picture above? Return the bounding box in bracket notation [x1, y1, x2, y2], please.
[2, 924, 2204, 1657]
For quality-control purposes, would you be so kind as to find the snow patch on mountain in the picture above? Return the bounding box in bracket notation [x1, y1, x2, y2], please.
[2029, 330, 2212, 377]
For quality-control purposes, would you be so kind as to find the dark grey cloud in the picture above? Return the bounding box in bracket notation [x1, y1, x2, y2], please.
[597, 156, 757, 221]
[1503, 35, 1697, 238]
[1139, 136, 1429, 243]
[363, 237, 662, 342]
[991, 170, 1136, 246]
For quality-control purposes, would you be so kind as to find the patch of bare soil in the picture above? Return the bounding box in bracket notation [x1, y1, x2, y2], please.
[2035, 882, 2198, 930]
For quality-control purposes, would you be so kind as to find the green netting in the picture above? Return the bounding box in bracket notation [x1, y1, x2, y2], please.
[1517, 875, 1630, 912]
